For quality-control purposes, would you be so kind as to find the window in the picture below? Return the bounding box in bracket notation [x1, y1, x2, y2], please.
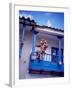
[51, 47, 63, 63]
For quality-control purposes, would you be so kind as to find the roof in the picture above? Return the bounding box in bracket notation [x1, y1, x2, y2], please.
[19, 16, 64, 36]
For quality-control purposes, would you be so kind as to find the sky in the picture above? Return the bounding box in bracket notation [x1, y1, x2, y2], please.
[19, 10, 64, 30]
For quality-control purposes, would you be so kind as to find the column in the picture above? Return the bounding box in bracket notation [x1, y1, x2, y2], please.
[22, 28, 25, 42]
[32, 31, 36, 53]
[57, 36, 63, 63]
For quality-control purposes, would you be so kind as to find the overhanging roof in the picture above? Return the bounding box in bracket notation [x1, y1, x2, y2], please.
[19, 16, 64, 36]
[35, 26, 64, 36]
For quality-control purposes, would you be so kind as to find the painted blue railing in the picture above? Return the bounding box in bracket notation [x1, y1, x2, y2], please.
[30, 52, 64, 63]
[29, 52, 64, 72]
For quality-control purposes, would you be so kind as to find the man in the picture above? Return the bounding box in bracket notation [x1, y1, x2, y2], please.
[40, 39, 48, 59]
[36, 39, 48, 60]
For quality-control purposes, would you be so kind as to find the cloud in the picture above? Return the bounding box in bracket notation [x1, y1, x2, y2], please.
[46, 20, 52, 27]
[20, 13, 33, 20]
[45, 12, 52, 16]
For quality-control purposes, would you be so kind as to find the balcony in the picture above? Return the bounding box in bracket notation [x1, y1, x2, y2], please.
[29, 52, 64, 77]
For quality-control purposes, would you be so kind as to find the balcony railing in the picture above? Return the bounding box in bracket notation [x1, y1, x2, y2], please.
[29, 52, 64, 74]
[30, 52, 64, 63]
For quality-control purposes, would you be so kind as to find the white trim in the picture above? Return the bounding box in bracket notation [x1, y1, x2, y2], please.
[9, 3, 15, 87]
[35, 27, 64, 36]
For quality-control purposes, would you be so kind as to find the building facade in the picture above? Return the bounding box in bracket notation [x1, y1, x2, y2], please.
[19, 16, 64, 79]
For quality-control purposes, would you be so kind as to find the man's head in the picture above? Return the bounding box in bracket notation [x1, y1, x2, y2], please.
[40, 39, 47, 45]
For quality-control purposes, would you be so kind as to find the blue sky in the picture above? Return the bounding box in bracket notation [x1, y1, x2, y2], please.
[19, 10, 64, 30]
